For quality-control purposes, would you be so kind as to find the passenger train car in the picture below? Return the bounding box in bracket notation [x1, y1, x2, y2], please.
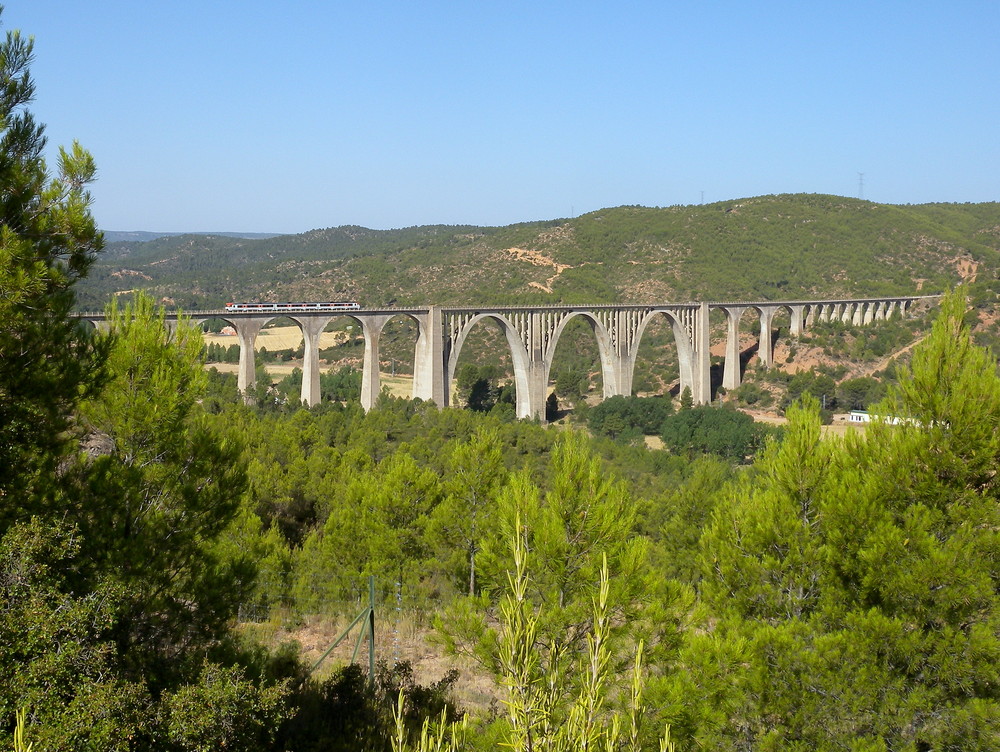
[224, 301, 361, 313]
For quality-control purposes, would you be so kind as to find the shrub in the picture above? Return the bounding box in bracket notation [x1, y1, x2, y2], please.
[660, 404, 769, 462]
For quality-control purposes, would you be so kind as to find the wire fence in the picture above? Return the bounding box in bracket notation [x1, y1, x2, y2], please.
[237, 574, 447, 678]
[241, 570, 448, 618]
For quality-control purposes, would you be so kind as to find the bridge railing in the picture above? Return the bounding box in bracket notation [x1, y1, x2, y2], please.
[72, 294, 940, 320]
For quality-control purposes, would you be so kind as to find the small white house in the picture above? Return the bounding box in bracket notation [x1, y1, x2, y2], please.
[849, 410, 909, 426]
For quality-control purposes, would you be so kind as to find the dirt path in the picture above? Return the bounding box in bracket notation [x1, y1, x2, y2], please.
[855, 334, 928, 377]
[503, 247, 573, 293]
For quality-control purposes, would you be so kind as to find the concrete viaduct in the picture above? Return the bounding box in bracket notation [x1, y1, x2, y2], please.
[80, 296, 933, 422]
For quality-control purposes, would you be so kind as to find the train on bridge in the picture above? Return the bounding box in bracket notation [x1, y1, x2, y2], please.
[224, 301, 361, 313]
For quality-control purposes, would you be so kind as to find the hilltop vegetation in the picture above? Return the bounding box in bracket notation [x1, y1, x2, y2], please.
[76, 195, 1000, 310]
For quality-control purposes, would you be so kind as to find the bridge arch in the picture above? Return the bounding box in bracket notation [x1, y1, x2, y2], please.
[197, 309, 440, 409]
[355, 311, 429, 407]
[222, 312, 360, 406]
[750, 304, 784, 368]
[713, 303, 805, 388]
[541, 310, 619, 399]
[446, 312, 533, 418]
[630, 307, 700, 399]
[74, 316, 105, 333]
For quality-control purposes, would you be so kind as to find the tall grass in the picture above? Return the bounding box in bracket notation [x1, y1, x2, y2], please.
[392, 515, 675, 751]
[13, 709, 31, 752]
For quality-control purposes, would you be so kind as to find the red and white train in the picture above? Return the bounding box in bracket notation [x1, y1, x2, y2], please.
[224, 301, 361, 313]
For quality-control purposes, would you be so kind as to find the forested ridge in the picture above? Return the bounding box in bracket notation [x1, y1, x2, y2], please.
[84, 190, 1000, 411]
[75, 196, 1000, 311]
[6, 11, 1000, 752]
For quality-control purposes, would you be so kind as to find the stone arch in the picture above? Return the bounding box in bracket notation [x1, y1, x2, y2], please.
[223, 312, 354, 405]
[294, 311, 407, 410]
[803, 303, 823, 328]
[884, 299, 905, 320]
[75, 316, 104, 333]
[629, 308, 698, 399]
[446, 313, 533, 417]
[862, 300, 886, 325]
[224, 310, 433, 409]
[196, 315, 230, 336]
[542, 310, 619, 398]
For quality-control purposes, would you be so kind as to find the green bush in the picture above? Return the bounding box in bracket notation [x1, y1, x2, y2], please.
[837, 376, 885, 411]
[732, 382, 773, 408]
[660, 404, 771, 462]
[588, 395, 674, 441]
[162, 663, 287, 752]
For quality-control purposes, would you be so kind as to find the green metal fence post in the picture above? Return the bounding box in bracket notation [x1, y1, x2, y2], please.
[368, 575, 376, 684]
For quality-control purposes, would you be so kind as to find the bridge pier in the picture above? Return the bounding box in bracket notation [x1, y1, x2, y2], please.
[757, 306, 778, 368]
[609, 352, 634, 398]
[360, 315, 394, 411]
[292, 315, 333, 406]
[412, 307, 446, 405]
[790, 304, 806, 337]
[233, 318, 268, 402]
[721, 306, 747, 391]
[693, 302, 711, 403]
[524, 312, 546, 421]
[525, 359, 549, 422]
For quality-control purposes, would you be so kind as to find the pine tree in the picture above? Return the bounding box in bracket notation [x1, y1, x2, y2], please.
[701, 393, 830, 624]
[76, 293, 252, 679]
[438, 433, 681, 692]
[427, 427, 507, 596]
[0, 15, 286, 749]
[698, 291, 1000, 749]
[0, 12, 105, 529]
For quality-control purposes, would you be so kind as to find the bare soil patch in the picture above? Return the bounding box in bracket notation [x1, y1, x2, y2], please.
[244, 613, 497, 713]
[503, 247, 573, 293]
[742, 408, 866, 438]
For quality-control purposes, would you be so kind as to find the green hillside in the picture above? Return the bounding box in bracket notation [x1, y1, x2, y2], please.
[75, 194, 1000, 311]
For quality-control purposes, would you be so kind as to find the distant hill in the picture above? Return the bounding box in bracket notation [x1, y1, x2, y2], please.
[101, 230, 285, 244]
[76, 195, 1000, 311]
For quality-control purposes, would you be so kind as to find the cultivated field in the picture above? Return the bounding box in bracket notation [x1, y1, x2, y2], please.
[204, 326, 415, 396]
[202, 324, 346, 351]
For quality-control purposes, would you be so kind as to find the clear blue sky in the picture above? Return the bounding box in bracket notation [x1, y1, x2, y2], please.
[9, 1, 1000, 233]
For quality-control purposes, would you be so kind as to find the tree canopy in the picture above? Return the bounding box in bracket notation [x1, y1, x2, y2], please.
[0, 16, 285, 749]
[697, 290, 1000, 749]
[0, 18, 105, 529]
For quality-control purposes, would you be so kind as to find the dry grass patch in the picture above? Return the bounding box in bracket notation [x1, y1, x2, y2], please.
[241, 610, 498, 713]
